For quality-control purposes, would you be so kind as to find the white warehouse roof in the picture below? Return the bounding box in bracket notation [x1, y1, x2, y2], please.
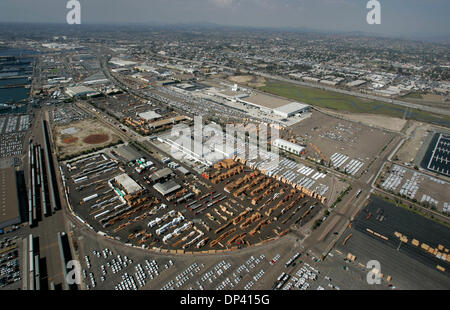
[65, 85, 99, 98]
[273, 102, 310, 117]
[273, 138, 305, 155]
[115, 173, 142, 195]
[138, 110, 162, 121]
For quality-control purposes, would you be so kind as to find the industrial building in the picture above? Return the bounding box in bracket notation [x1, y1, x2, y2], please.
[272, 138, 305, 155]
[82, 71, 110, 86]
[346, 80, 367, 88]
[138, 111, 162, 122]
[273, 102, 310, 118]
[148, 116, 188, 130]
[65, 86, 100, 98]
[177, 166, 191, 176]
[151, 168, 174, 183]
[114, 173, 142, 195]
[153, 180, 181, 196]
[238, 93, 310, 117]
[109, 58, 138, 67]
[0, 168, 21, 229]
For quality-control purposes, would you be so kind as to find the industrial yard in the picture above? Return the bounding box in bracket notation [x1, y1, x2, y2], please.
[89, 94, 192, 136]
[337, 196, 450, 289]
[287, 110, 396, 176]
[60, 144, 326, 253]
[377, 164, 450, 214]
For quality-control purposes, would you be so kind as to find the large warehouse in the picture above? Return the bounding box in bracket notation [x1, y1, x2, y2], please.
[239, 93, 310, 117]
[273, 102, 310, 118]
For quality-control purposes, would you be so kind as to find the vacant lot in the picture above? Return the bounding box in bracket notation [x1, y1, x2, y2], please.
[289, 111, 396, 174]
[54, 119, 121, 159]
[318, 108, 407, 132]
[395, 122, 433, 164]
[228, 75, 266, 88]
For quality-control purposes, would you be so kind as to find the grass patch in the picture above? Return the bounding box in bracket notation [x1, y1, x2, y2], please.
[259, 80, 450, 126]
[403, 92, 423, 99]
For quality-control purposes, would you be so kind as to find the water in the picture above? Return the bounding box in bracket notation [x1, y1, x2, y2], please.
[0, 48, 34, 112]
[0, 87, 30, 104]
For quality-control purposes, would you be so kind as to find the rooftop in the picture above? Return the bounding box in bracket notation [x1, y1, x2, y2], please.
[138, 110, 162, 121]
[273, 102, 310, 114]
[115, 173, 142, 195]
[151, 168, 173, 182]
[153, 180, 181, 196]
[242, 93, 292, 109]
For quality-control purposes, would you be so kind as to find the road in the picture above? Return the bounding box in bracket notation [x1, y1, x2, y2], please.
[139, 51, 450, 117]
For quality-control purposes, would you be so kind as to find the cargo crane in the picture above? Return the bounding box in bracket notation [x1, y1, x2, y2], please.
[310, 143, 327, 162]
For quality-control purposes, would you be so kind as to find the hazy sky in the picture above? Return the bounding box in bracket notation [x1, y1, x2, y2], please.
[0, 0, 449, 38]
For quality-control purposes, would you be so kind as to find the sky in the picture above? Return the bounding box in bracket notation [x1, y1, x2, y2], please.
[0, 0, 449, 39]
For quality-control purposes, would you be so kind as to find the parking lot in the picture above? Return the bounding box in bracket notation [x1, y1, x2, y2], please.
[421, 133, 450, 177]
[378, 164, 450, 213]
[0, 237, 21, 289]
[50, 104, 91, 125]
[0, 114, 32, 158]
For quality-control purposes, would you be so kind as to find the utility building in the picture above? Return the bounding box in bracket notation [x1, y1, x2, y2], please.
[272, 138, 305, 155]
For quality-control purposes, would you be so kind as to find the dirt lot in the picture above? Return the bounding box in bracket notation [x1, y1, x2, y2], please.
[396, 122, 433, 164]
[53, 119, 121, 159]
[228, 75, 266, 88]
[318, 108, 407, 132]
[288, 111, 396, 174]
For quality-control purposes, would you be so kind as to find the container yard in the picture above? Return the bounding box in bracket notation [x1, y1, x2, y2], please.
[61, 146, 325, 253]
[154, 128, 348, 207]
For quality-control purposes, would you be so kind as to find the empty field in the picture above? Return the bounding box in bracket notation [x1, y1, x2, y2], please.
[289, 111, 396, 175]
[53, 119, 121, 159]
